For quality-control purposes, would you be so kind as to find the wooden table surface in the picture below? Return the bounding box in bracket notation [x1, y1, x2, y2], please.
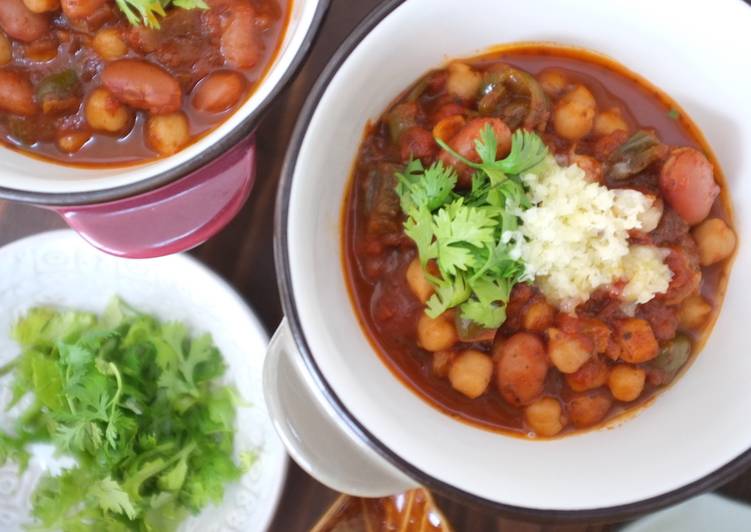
[1, 0, 751, 530]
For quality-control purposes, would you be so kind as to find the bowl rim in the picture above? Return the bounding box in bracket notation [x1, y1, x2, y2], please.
[274, 0, 751, 522]
[0, 0, 331, 207]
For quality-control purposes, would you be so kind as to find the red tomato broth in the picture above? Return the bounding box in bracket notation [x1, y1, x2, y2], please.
[342, 44, 735, 438]
[0, 0, 290, 166]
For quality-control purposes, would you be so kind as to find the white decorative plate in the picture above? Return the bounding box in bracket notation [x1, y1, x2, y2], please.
[0, 230, 287, 532]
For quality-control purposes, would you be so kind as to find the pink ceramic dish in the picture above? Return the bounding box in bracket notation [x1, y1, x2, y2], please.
[0, 0, 328, 258]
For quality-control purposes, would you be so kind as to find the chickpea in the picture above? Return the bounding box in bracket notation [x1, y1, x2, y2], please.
[553, 85, 596, 141]
[568, 390, 613, 429]
[608, 364, 646, 402]
[538, 69, 568, 97]
[522, 300, 555, 333]
[692, 218, 736, 266]
[432, 350, 454, 378]
[565, 357, 610, 392]
[495, 332, 548, 406]
[56, 130, 90, 153]
[448, 350, 493, 399]
[22, 0, 59, 13]
[614, 319, 659, 363]
[678, 294, 712, 330]
[417, 312, 458, 352]
[406, 258, 434, 304]
[145, 112, 190, 156]
[192, 70, 247, 113]
[85, 88, 131, 133]
[593, 107, 629, 137]
[446, 62, 482, 101]
[525, 397, 565, 437]
[0, 32, 12, 66]
[546, 327, 593, 374]
[93, 28, 127, 60]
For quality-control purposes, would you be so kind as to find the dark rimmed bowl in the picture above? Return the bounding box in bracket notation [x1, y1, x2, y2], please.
[272, 0, 751, 522]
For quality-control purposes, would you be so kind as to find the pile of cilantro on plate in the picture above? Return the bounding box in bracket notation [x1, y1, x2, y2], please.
[0, 298, 252, 532]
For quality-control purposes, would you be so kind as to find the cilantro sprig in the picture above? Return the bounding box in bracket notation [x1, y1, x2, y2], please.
[115, 0, 208, 29]
[0, 298, 249, 531]
[396, 126, 547, 329]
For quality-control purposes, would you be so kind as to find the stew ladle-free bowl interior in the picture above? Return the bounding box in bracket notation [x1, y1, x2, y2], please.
[0, 0, 329, 258]
[268, 0, 751, 522]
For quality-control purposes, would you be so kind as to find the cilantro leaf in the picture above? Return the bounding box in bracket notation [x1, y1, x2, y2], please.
[0, 298, 250, 532]
[436, 125, 548, 183]
[403, 206, 438, 267]
[425, 276, 471, 318]
[495, 128, 549, 175]
[90, 477, 137, 520]
[460, 298, 507, 329]
[396, 159, 458, 215]
[396, 126, 544, 328]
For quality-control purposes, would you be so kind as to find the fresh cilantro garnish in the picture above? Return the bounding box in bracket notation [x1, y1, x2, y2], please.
[396, 126, 548, 329]
[436, 126, 548, 185]
[0, 298, 250, 531]
[115, 0, 208, 29]
[667, 108, 679, 120]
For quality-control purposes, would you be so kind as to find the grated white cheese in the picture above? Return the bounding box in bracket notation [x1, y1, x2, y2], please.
[621, 245, 673, 304]
[518, 157, 672, 311]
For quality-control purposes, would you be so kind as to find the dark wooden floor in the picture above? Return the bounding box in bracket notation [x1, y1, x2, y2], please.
[1, 0, 750, 530]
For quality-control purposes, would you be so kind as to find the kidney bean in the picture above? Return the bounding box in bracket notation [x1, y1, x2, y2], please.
[60, 0, 106, 20]
[659, 147, 719, 225]
[192, 70, 247, 113]
[0, 70, 36, 116]
[218, 2, 262, 68]
[0, 0, 48, 42]
[101, 59, 182, 115]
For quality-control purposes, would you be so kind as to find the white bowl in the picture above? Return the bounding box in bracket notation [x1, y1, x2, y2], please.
[272, 0, 751, 521]
[0, 230, 287, 532]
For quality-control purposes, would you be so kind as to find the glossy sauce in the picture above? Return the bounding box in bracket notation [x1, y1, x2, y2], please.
[343, 45, 735, 437]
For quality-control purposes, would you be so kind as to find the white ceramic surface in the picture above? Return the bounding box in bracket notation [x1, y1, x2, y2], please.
[0, 230, 287, 532]
[263, 320, 414, 497]
[1, 0, 322, 195]
[278, 0, 751, 512]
